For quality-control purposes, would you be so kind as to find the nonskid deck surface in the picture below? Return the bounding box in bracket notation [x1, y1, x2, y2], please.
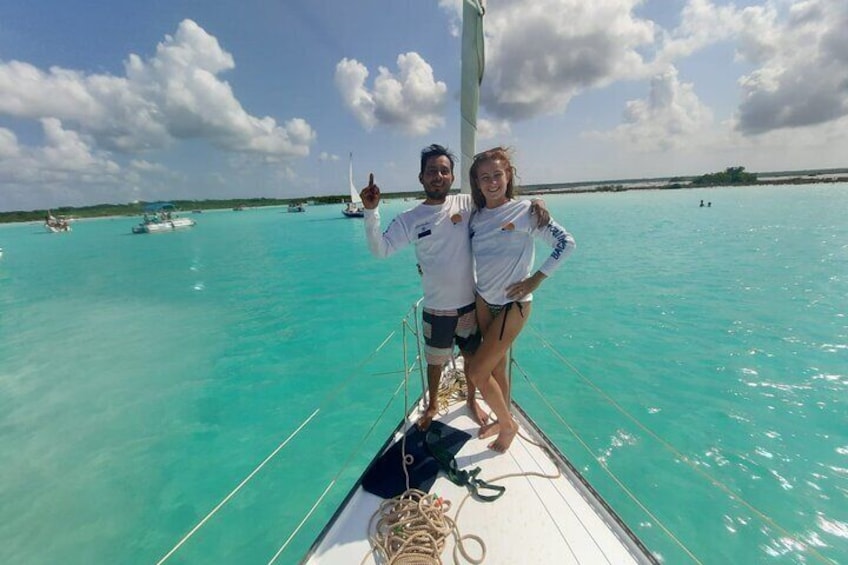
[304, 399, 655, 564]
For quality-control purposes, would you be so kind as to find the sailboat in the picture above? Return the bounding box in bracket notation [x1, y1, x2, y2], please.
[155, 3, 659, 564]
[44, 210, 72, 233]
[342, 152, 365, 218]
[301, 2, 658, 564]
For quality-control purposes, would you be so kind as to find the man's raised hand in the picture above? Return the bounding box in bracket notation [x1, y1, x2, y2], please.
[360, 173, 380, 209]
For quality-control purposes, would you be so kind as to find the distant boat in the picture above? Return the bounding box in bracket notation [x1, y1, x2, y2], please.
[287, 203, 306, 213]
[342, 152, 365, 218]
[233, 205, 245, 211]
[132, 202, 196, 234]
[44, 210, 72, 233]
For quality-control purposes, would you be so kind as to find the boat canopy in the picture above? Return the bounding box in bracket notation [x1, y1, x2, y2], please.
[143, 202, 176, 212]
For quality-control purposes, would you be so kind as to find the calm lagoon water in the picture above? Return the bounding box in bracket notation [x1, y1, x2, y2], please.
[1, 184, 846, 564]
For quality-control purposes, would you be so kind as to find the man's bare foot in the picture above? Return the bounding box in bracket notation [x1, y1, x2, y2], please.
[478, 421, 499, 439]
[417, 406, 438, 430]
[467, 398, 490, 426]
[488, 421, 518, 453]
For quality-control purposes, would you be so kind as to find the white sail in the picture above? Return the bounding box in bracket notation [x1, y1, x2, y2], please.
[460, 0, 485, 194]
[348, 152, 362, 205]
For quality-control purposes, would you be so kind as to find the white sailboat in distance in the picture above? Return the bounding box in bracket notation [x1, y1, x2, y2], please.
[342, 152, 365, 218]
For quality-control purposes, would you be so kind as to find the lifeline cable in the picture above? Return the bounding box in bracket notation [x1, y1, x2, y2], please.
[159, 311, 411, 564]
[156, 410, 320, 564]
[523, 325, 836, 565]
[269, 373, 412, 564]
[273, 302, 427, 563]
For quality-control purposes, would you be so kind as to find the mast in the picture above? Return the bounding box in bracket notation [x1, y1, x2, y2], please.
[460, 1, 509, 403]
[460, 0, 485, 194]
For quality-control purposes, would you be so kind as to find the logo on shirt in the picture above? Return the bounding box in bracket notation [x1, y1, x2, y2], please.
[451, 213, 463, 225]
[501, 222, 515, 231]
[417, 229, 432, 239]
[549, 225, 569, 259]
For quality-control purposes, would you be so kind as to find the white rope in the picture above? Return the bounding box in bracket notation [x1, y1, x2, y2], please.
[266, 311, 425, 562]
[156, 303, 421, 563]
[268, 480, 336, 564]
[156, 409, 320, 565]
[270, 372, 412, 562]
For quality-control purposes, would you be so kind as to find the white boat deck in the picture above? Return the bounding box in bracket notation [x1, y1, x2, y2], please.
[133, 217, 196, 233]
[303, 397, 656, 564]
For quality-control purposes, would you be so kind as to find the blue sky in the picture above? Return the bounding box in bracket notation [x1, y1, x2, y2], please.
[1, 0, 846, 211]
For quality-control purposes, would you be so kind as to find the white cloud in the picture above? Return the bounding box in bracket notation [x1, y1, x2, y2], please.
[472, 0, 845, 140]
[0, 118, 119, 181]
[0, 19, 316, 157]
[477, 117, 511, 141]
[653, 0, 848, 135]
[733, 0, 848, 134]
[0, 118, 127, 209]
[335, 58, 377, 130]
[0, 127, 20, 158]
[591, 67, 713, 151]
[0, 18, 320, 210]
[130, 159, 168, 173]
[39, 118, 120, 173]
[481, 0, 655, 120]
[438, 0, 463, 36]
[656, 0, 777, 65]
[335, 52, 448, 135]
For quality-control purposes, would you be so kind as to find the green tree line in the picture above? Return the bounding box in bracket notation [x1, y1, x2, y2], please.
[691, 166, 758, 186]
[0, 191, 426, 224]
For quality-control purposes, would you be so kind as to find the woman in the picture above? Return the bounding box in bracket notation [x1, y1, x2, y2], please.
[466, 146, 576, 452]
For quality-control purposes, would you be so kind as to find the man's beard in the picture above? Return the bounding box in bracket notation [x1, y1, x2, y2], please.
[424, 186, 448, 201]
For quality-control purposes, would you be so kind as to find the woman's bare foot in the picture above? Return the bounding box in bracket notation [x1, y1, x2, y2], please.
[488, 421, 518, 453]
[478, 420, 499, 439]
[467, 398, 490, 426]
[417, 406, 439, 430]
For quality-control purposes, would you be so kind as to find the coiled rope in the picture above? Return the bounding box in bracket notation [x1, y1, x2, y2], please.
[364, 310, 486, 565]
[368, 489, 458, 564]
[436, 362, 469, 413]
[365, 335, 568, 564]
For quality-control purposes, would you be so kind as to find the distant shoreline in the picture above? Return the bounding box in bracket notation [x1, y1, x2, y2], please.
[2, 171, 847, 224]
[522, 173, 848, 195]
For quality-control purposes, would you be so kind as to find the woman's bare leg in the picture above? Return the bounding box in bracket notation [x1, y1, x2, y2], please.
[472, 298, 496, 432]
[478, 354, 509, 439]
[460, 350, 489, 425]
[467, 298, 532, 452]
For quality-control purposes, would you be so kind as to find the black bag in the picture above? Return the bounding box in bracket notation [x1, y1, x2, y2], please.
[362, 420, 471, 499]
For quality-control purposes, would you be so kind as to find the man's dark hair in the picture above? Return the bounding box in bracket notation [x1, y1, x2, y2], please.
[420, 144, 456, 175]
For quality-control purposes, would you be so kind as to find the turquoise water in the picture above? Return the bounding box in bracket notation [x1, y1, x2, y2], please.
[0, 185, 846, 564]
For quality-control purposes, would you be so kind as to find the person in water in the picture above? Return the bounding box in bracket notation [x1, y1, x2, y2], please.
[360, 144, 550, 431]
[467, 146, 576, 452]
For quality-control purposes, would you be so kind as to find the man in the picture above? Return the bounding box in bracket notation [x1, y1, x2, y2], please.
[360, 144, 548, 430]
